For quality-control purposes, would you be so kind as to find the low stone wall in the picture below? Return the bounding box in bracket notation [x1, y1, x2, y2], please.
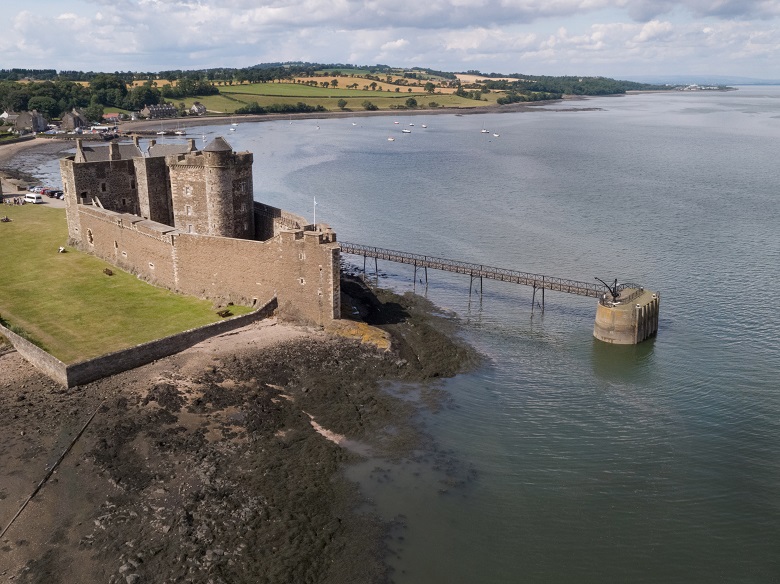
[1, 297, 277, 387]
[0, 324, 70, 385]
[0, 135, 36, 147]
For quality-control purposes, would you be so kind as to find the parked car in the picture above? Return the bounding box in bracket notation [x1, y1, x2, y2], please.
[55, 191, 64, 199]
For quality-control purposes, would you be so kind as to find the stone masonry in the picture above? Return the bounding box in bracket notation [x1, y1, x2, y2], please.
[59, 137, 340, 326]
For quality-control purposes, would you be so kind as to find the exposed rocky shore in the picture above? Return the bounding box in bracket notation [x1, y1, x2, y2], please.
[0, 277, 480, 583]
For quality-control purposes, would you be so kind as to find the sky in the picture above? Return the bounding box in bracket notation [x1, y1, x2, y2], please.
[2, 0, 780, 80]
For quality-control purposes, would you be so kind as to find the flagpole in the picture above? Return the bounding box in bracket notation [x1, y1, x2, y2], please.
[313, 196, 317, 227]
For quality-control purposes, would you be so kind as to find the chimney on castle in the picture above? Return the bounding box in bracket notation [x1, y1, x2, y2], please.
[109, 142, 120, 161]
[188, 138, 196, 151]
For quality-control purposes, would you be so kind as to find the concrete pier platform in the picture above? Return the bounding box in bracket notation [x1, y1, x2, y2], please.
[593, 288, 660, 344]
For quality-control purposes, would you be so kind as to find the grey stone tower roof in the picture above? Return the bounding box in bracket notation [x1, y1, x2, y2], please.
[203, 136, 233, 152]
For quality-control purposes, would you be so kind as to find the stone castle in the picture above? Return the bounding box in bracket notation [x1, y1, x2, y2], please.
[59, 136, 340, 325]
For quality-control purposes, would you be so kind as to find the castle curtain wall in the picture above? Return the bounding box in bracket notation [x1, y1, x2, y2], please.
[70, 206, 339, 325]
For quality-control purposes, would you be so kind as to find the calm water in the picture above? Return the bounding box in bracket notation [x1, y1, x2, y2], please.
[39, 88, 780, 582]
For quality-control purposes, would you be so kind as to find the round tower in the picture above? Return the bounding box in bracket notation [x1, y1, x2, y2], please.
[203, 137, 234, 237]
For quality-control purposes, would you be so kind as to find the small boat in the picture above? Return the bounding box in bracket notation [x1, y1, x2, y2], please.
[387, 137, 395, 141]
[421, 124, 428, 128]
[409, 123, 414, 126]
[402, 129, 412, 133]
[394, 121, 400, 124]
[493, 133, 500, 137]
[481, 129, 490, 133]
[230, 127, 236, 131]
[352, 122, 357, 126]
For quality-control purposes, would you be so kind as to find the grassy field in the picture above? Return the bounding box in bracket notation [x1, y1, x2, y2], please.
[0, 204, 251, 363]
[188, 89, 497, 114]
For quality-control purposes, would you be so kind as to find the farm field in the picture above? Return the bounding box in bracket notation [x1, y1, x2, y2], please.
[192, 83, 499, 113]
[0, 204, 251, 363]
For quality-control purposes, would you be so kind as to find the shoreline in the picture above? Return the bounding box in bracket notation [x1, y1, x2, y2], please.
[0, 95, 601, 192]
[0, 278, 479, 582]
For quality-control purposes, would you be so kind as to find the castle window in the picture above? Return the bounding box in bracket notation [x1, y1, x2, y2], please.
[131, 179, 136, 189]
[149, 262, 155, 270]
[122, 251, 127, 258]
[101, 182, 106, 192]
[121, 198, 127, 206]
[299, 277, 306, 285]
[185, 205, 192, 216]
[187, 224, 193, 233]
[184, 185, 193, 197]
[114, 241, 118, 249]
[87, 229, 94, 245]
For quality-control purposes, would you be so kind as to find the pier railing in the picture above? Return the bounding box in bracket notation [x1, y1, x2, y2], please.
[339, 242, 614, 299]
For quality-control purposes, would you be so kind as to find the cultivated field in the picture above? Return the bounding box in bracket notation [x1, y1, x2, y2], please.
[0, 204, 251, 363]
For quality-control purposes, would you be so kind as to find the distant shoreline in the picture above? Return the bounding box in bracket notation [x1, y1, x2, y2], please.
[0, 94, 606, 190]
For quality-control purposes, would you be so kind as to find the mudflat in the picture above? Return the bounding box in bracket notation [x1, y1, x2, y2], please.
[0, 279, 479, 583]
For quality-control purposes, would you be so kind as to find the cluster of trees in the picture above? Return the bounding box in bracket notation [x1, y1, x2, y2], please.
[0, 73, 218, 122]
[483, 75, 667, 95]
[496, 90, 563, 105]
[234, 101, 326, 115]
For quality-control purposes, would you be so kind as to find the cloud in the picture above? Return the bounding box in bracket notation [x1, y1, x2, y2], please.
[2, 0, 780, 77]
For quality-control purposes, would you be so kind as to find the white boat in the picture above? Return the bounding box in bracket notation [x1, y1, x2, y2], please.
[387, 137, 395, 141]
[394, 121, 400, 124]
[493, 133, 500, 137]
[421, 124, 428, 128]
[409, 123, 414, 126]
[481, 129, 490, 133]
[230, 127, 236, 131]
[402, 129, 412, 133]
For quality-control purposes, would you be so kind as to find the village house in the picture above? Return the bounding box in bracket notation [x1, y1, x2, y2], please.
[61, 108, 89, 132]
[190, 102, 207, 116]
[140, 103, 178, 119]
[14, 110, 47, 134]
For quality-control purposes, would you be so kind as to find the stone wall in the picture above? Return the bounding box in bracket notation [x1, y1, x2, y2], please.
[1, 299, 278, 387]
[253, 202, 307, 240]
[71, 204, 340, 325]
[0, 323, 69, 386]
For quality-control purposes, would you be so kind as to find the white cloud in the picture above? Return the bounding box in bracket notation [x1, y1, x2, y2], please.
[2, 0, 780, 78]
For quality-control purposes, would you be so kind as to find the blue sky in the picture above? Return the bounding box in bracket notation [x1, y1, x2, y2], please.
[3, 0, 780, 79]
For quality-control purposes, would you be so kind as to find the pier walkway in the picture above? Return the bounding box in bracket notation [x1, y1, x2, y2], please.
[339, 242, 641, 305]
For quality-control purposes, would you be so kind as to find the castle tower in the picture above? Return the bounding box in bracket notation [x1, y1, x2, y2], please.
[201, 137, 254, 239]
[203, 137, 235, 237]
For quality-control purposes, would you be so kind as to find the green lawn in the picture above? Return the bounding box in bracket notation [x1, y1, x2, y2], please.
[0, 204, 251, 363]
